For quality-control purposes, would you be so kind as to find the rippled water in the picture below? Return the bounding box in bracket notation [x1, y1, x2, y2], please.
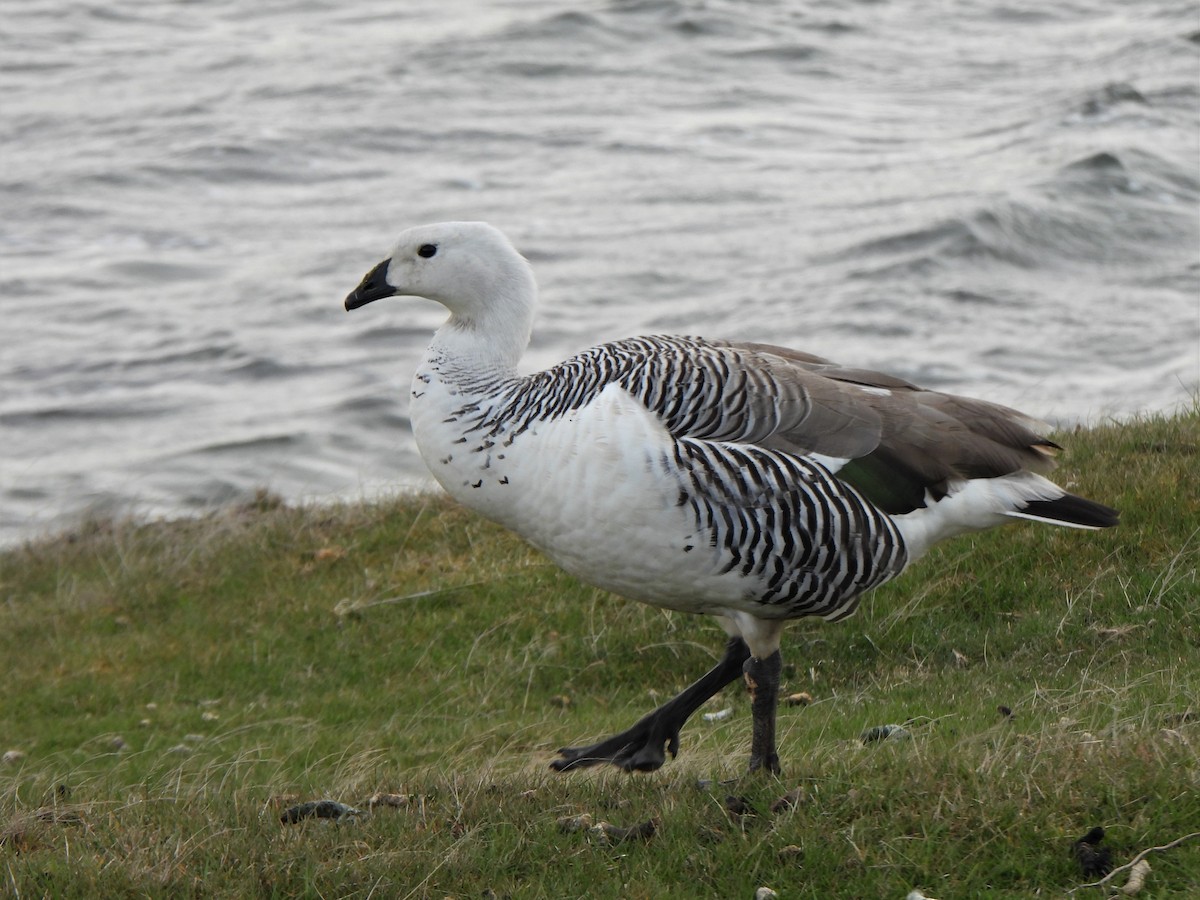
[3, 0, 1198, 545]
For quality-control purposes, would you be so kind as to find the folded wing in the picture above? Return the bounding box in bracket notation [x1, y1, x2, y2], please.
[641, 337, 1069, 516]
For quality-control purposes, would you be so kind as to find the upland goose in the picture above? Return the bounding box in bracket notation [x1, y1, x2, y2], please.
[345, 221, 1118, 775]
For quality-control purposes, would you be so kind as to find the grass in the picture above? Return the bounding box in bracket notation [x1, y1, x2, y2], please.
[1, 410, 1198, 898]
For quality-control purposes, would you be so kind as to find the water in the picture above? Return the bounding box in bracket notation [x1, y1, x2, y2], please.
[2, 0, 1198, 546]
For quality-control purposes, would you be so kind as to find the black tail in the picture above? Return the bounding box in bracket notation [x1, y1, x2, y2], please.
[1019, 493, 1120, 529]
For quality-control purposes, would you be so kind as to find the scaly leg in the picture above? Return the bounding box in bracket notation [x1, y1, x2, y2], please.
[551, 637, 751, 772]
[743, 650, 782, 775]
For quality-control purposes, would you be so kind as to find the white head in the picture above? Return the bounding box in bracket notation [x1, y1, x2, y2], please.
[345, 221, 538, 367]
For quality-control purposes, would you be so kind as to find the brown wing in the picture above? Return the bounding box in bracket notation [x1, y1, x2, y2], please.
[717, 340, 1062, 513]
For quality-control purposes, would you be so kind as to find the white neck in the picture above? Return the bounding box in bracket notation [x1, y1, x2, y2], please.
[426, 262, 537, 381]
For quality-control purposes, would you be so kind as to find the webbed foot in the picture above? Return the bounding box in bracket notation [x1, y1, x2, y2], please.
[550, 636, 751, 773]
[551, 716, 680, 772]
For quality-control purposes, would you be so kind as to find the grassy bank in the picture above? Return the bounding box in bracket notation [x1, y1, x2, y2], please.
[2, 412, 1198, 898]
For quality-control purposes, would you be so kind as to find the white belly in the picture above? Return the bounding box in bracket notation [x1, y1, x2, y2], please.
[410, 377, 742, 611]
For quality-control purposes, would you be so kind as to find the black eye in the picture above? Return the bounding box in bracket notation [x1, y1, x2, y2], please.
[417, 243, 438, 259]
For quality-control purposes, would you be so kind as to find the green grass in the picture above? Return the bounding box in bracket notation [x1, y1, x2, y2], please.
[2, 411, 1198, 898]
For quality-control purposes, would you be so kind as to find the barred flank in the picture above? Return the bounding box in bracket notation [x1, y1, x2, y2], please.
[435, 335, 908, 621]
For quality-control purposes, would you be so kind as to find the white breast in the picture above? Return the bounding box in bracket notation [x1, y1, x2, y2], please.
[409, 372, 748, 611]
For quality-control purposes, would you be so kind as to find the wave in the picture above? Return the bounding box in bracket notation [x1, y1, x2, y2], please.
[831, 147, 1199, 278]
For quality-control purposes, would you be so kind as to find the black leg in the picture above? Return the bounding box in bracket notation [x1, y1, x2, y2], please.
[743, 650, 782, 775]
[551, 637, 752, 772]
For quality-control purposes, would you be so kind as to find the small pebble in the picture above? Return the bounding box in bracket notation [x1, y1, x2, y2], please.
[860, 724, 911, 744]
[755, 888, 778, 900]
[2, 750, 26, 765]
[108, 736, 127, 751]
[702, 707, 733, 722]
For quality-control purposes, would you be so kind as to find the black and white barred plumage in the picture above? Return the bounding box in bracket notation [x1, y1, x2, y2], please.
[669, 437, 905, 620]
[346, 221, 1118, 774]
[422, 333, 910, 622]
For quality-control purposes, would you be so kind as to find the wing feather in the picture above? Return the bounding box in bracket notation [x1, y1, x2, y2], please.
[522, 335, 1064, 515]
[638, 338, 1063, 514]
